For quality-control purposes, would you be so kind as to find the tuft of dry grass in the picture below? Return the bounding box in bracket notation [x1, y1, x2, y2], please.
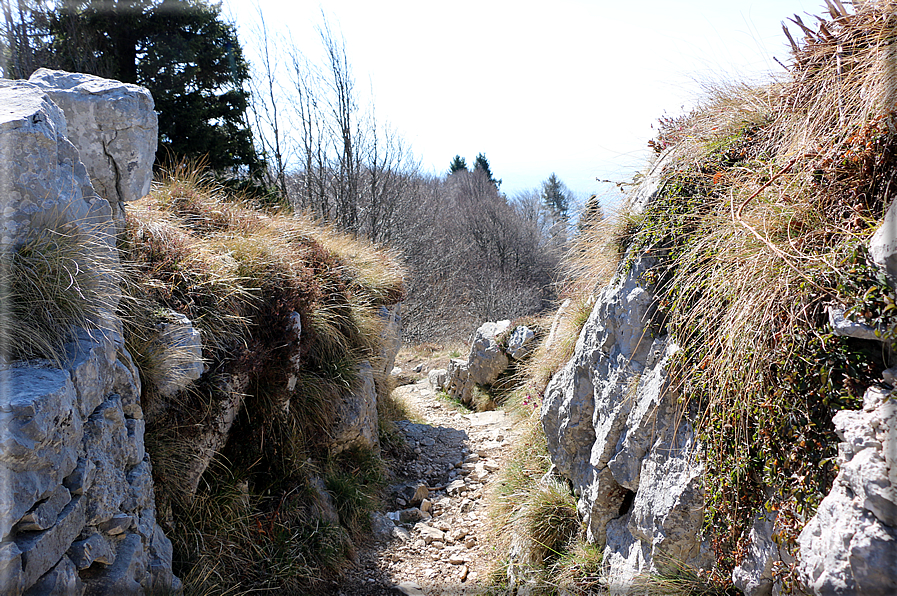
[0, 218, 120, 365]
[120, 161, 405, 592]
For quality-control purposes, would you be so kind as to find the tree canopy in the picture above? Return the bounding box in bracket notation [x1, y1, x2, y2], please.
[473, 152, 501, 189]
[541, 172, 572, 222]
[3, 0, 264, 177]
[449, 155, 468, 174]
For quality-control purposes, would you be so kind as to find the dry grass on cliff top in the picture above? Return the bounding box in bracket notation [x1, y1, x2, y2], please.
[120, 163, 405, 593]
[617, 0, 897, 579]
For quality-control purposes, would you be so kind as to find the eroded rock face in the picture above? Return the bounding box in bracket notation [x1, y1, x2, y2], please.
[797, 384, 897, 596]
[0, 79, 178, 594]
[27, 68, 157, 228]
[333, 360, 380, 453]
[540, 256, 707, 592]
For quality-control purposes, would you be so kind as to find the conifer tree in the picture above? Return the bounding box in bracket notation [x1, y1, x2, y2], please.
[449, 154, 468, 174]
[34, 0, 264, 177]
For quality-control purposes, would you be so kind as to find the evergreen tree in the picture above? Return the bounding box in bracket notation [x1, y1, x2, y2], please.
[473, 152, 501, 188]
[578, 194, 604, 232]
[541, 173, 572, 223]
[44, 0, 264, 177]
[449, 154, 468, 174]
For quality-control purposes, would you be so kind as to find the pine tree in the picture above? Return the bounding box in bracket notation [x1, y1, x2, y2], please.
[43, 0, 264, 177]
[473, 152, 501, 188]
[541, 173, 572, 222]
[578, 194, 604, 232]
[449, 154, 468, 174]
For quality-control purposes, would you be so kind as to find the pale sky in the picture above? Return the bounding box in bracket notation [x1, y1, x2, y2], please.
[222, 0, 818, 205]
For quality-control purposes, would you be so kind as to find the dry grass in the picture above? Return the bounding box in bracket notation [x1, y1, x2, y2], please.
[119, 161, 405, 592]
[0, 217, 120, 365]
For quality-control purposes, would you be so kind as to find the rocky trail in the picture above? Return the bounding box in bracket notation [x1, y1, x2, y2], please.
[331, 373, 520, 596]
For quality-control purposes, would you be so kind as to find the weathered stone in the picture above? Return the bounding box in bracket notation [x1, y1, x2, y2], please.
[67, 532, 115, 570]
[332, 360, 380, 453]
[828, 306, 883, 341]
[0, 541, 23, 596]
[98, 514, 133, 537]
[23, 554, 82, 596]
[370, 512, 396, 542]
[16, 495, 85, 590]
[870, 198, 897, 286]
[0, 81, 109, 253]
[445, 359, 474, 405]
[63, 458, 96, 497]
[65, 337, 117, 420]
[797, 385, 897, 595]
[0, 363, 82, 538]
[146, 523, 179, 594]
[154, 312, 204, 398]
[732, 511, 790, 596]
[82, 396, 130, 526]
[506, 325, 535, 360]
[27, 69, 157, 221]
[415, 523, 445, 544]
[428, 368, 448, 392]
[18, 486, 72, 532]
[466, 320, 510, 385]
[378, 305, 402, 378]
[80, 532, 146, 595]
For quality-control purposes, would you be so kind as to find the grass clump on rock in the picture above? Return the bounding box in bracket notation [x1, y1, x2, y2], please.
[119, 162, 405, 593]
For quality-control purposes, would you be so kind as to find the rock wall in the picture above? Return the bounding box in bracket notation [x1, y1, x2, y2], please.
[537, 154, 897, 595]
[538, 254, 707, 593]
[0, 74, 177, 594]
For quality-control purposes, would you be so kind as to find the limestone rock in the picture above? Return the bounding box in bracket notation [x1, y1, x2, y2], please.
[428, 368, 448, 392]
[506, 325, 535, 360]
[870, 198, 897, 286]
[466, 320, 510, 385]
[539, 254, 709, 589]
[0, 81, 111, 253]
[797, 385, 897, 595]
[732, 511, 791, 596]
[23, 555, 82, 596]
[27, 68, 157, 224]
[332, 360, 380, 453]
[0, 363, 82, 538]
[378, 305, 402, 378]
[154, 311, 204, 398]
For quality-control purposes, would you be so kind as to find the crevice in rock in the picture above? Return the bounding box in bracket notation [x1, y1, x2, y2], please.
[617, 489, 635, 516]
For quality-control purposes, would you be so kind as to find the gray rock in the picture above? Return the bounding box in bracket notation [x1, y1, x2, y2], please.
[0, 81, 112, 255]
[378, 305, 402, 378]
[18, 486, 72, 532]
[0, 363, 82, 538]
[16, 495, 85, 590]
[332, 360, 380, 453]
[394, 581, 426, 596]
[80, 532, 146, 594]
[23, 555, 82, 596]
[428, 368, 448, 392]
[0, 542, 23, 596]
[466, 320, 511, 385]
[82, 396, 131, 526]
[870, 198, 897, 286]
[732, 511, 790, 596]
[154, 311, 204, 398]
[445, 358, 474, 405]
[828, 306, 883, 341]
[506, 325, 535, 360]
[27, 68, 157, 225]
[67, 532, 116, 570]
[797, 385, 897, 595]
[539, 254, 710, 589]
[370, 512, 396, 542]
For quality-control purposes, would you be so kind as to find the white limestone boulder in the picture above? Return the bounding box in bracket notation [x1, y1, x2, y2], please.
[27, 68, 157, 226]
[797, 385, 897, 595]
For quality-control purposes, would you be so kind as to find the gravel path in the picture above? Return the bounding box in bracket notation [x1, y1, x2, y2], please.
[330, 376, 518, 596]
